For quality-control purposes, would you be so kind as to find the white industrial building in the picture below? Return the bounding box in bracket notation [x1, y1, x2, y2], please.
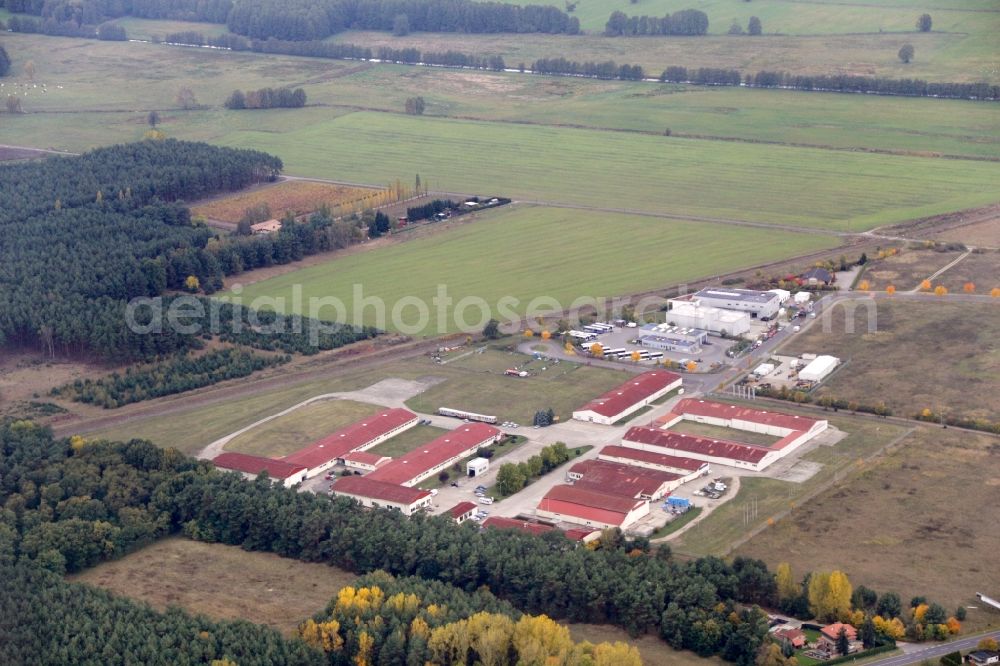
[639, 325, 708, 353]
[666, 299, 751, 337]
[767, 289, 791, 304]
[692, 288, 782, 320]
[798, 355, 839, 382]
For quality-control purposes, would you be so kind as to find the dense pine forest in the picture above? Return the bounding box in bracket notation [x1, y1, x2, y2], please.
[0, 0, 579, 40]
[0, 141, 376, 362]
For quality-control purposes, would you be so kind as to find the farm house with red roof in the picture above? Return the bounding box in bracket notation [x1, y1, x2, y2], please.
[572, 370, 682, 425]
[536, 485, 649, 530]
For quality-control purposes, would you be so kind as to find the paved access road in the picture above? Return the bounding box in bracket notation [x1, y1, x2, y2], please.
[870, 631, 1000, 666]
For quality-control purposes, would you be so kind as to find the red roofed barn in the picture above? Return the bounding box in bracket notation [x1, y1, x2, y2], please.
[212, 452, 308, 487]
[367, 423, 502, 487]
[536, 485, 649, 530]
[572, 370, 682, 425]
[330, 476, 432, 516]
[282, 408, 418, 478]
[568, 459, 680, 501]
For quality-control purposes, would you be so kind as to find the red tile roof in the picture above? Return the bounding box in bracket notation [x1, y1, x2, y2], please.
[599, 445, 708, 473]
[623, 426, 771, 464]
[342, 451, 391, 467]
[331, 476, 431, 505]
[563, 527, 601, 542]
[570, 459, 679, 498]
[820, 623, 857, 641]
[282, 408, 417, 469]
[576, 370, 681, 418]
[212, 452, 306, 480]
[538, 485, 646, 526]
[448, 501, 477, 519]
[664, 398, 821, 433]
[483, 516, 555, 536]
[367, 423, 500, 486]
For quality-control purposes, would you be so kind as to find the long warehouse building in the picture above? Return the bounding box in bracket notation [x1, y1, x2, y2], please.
[282, 408, 419, 479]
[572, 370, 682, 425]
[367, 422, 502, 487]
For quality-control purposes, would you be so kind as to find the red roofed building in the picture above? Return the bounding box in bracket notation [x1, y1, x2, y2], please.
[572, 370, 682, 425]
[568, 459, 680, 501]
[282, 408, 418, 478]
[367, 423, 502, 487]
[342, 450, 392, 471]
[598, 445, 710, 480]
[649, 399, 828, 470]
[623, 426, 775, 471]
[448, 501, 478, 525]
[212, 452, 308, 487]
[330, 476, 432, 516]
[483, 516, 555, 536]
[659, 398, 826, 439]
[774, 627, 806, 649]
[536, 485, 649, 530]
[817, 623, 862, 655]
[563, 527, 602, 543]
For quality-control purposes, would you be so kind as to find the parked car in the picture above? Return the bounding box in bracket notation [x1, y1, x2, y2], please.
[478, 497, 494, 505]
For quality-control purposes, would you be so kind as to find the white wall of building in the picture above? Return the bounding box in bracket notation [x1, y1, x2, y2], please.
[333, 492, 432, 516]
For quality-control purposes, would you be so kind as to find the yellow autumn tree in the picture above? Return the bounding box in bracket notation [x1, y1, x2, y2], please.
[513, 615, 574, 665]
[775, 563, 799, 601]
[886, 285, 896, 296]
[946, 617, 961, 634]
[299, 619, 344, 652]
[686, 360, 698, 372]
[184, 275, 200, 292]
[963, 282, 975, 293]
[808, 571, 852, 621]
[564, 342, 576, 355]
[524, 329, 534, 338]
[541, 330, 551, 340]
[991, 287, 1000, 298]
[978, 638, 999, 651]
[873, 616, 906, 640]
[590, 343, 603, 357]
[913, 603, 929, 623]
[934, 285, 948, 296]
[354, 631, 374, 666]
[579, 641, 643, 666]
[920, 279, 932, 290]
[858, 279, 870, 292]
[631, 350, 642, 362]
[69, 435, 87, 453]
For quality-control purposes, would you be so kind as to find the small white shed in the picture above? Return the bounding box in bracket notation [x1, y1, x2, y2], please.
[794, 292, 811, 305]
[467, 457, 490, 477]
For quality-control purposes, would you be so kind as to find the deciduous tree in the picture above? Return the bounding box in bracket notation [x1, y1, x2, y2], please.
[917, 14, 932, 32]
[898, 44, 915, 63]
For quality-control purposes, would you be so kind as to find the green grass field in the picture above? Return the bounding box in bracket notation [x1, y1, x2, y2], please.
[4, 33, 996, 160]
[224, 398, 383, 457]
[495, 0, 1000, 35]
[222, 205, 840, 334]
[405, 347, 630, 425]
[367, 424, 449, 457]
[217, 112, 1000, 230]
[85, 349, 628, 454]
